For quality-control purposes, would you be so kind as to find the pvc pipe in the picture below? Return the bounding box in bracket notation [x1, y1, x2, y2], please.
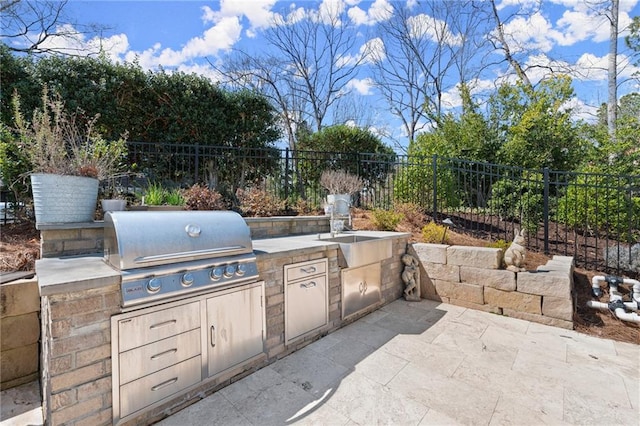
[587, 300, 640, 323]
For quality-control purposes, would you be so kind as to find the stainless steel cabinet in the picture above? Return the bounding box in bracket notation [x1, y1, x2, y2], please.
[207, 282, 265, 377]
[112, 301, 202, 421]
[112, 282, 265, 424]
[342, 264, 381, 320]
[284, 258, 328, 344]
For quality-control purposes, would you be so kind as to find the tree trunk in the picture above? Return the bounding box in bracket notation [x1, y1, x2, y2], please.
[608, 0, 619, 140]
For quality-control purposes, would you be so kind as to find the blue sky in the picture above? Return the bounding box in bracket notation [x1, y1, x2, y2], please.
[14, 0, 640, 149]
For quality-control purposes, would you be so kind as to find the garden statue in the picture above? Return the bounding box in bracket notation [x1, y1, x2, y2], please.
[401, 253, 421, 301]
[504, 229, 527, 272]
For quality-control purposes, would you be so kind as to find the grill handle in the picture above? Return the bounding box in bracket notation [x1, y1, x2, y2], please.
[134, 246, 246, 265]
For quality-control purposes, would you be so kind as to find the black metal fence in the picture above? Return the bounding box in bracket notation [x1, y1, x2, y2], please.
[127, 142, 639, 277]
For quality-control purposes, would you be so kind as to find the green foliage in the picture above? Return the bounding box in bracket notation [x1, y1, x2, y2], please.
[555, 167, 639, 242]
[297, 125, 396, 194]
[144, 183, 169, 206]
[371, 209, 404, 231]
[165, 188, 185, 206]
[12, 87, 127, 179]
[487, 239, 510, 252]
[422, 222, 448, 244]
[0, 123, 30, 195]
[183, 184, 226, 210]
[488, 174, 544, 234]
[490, 75, 586, 171]
[236, 187, 285, 217]
[393, 148, 460, 210]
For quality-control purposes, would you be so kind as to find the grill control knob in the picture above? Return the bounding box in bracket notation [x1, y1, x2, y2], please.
[147, 278, 162, 293]
[181, 272, 194, 287]
[224, 265, 236, 278]
[236, 264, 247, 276]
[210, 267, 224, 281]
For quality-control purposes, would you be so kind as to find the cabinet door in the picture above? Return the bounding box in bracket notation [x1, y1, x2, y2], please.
[206, 284, 264, 377]
[286, 275, 327, 343]
[342, 265, 381, 320]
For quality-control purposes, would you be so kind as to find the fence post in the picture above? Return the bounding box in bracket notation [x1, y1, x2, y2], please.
[284, 148, 290, 201]
[543, 167, 549, 254]
[432, 155, 438, 219]
[194, 144, 200, 183]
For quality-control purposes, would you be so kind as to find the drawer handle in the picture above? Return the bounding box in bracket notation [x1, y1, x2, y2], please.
[300, 266, 316, 274]
[149, 319, 177, 330]
[150, 348, 178, 360]
[211, 325, 216, 347]
[151, 377, 178, 392]
[300, 281, 317, 289]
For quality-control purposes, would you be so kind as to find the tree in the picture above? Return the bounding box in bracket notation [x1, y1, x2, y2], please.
[607, 0, 620, 139]
[0, 0, 106, 55]
[371, 1, 489, 147]
[296, 125, 395, 192]
[489, 76, 587, 172]
[219, 3, 366, 150]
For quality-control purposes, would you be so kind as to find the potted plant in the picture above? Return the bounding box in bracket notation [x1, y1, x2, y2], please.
[13, 87, 126, 224]
[319, 169, 364, 216]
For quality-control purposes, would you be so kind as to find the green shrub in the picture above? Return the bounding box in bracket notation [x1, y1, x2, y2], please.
[422, 221, 448, 243]
[165, 188, 185, 206]
[371, 209, 404, 231]
[488, 175, 543, 234]
[183, 184, 226, 210]
[487, 239, 510, 252]
[555, 172, 639, 242]
[144, 183, 167, 205]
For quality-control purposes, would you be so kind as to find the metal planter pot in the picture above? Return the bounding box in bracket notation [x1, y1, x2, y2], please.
[101, 199, 127, 212]
[31, 173, 99, 224]
[326, 194, 351, 216]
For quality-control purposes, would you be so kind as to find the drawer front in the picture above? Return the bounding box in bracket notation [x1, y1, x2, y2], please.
[286, 275, 327, 343]
[118, 301, 200, 351]
[119, 328, 201, 385]
[119, 355, 202, 419]
[285, 258, 327, 282]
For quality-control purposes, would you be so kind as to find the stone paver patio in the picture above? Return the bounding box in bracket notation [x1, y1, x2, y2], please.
[2, 298, 638, 425]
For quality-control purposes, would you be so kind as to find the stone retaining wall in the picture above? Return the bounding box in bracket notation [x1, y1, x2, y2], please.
[411, 243, 575, 329]
[1, 278, 41, 390]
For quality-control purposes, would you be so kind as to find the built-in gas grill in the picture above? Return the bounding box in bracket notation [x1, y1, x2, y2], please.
[104, 210, 259, 308]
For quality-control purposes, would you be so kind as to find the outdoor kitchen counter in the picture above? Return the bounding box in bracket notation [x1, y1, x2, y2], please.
[251, 230, 410, 258]
[36, 254, 119, 296]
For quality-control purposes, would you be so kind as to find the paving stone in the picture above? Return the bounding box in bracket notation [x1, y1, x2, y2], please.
[447, 245, 502, 269]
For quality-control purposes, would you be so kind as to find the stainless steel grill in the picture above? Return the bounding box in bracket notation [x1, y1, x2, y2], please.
[104, 210, 259, 307]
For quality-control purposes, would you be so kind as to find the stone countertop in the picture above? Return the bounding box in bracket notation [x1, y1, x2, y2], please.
[36, 255, 120, 296]
[35, 231, 410, 296]
[252, 231, 410, 259]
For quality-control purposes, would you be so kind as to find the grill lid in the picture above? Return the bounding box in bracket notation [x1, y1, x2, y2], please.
[104, 211, 253, 271]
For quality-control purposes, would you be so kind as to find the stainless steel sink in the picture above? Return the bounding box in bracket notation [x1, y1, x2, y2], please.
[321, 234, 392, 267]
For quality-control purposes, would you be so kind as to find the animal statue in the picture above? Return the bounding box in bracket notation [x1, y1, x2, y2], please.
[401, 253, 421, 301]
[504, 229, 527, 272]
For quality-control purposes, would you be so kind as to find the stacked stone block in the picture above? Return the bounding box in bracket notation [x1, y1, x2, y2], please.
[1, 278, 40, 390]
[40, 281, 121, 426]
[412, 243, 574, 329]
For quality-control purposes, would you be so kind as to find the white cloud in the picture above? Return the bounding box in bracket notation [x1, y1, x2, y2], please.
[202, 0, 277, 37]
[346, 78, 375, 95]
[407, 14, 462, 47]
[177, 63, 223, 82]
[347, 0, 392, 26]
[362, 37, 385, 63]
[34, 24, 130, 59]
[500, 11, 566, 53]
[125, 16, 241, 69]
